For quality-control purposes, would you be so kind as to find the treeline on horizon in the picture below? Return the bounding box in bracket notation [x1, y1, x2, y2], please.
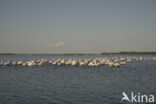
[101, 51, 156, 54]
[0, 51, 156, 55]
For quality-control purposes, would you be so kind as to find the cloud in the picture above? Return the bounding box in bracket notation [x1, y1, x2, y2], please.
[54, 41, 64, 47]
[45, 43, 51, 47]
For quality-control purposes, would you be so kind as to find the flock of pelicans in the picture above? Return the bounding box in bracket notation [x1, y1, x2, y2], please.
[0, 57, 156, 67]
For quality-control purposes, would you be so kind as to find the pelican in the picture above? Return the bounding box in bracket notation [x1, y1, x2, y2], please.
[22, 63, 27, 66]
[71, 60, 78, 66]
[79, 61, 85, 66]
[113, 63, 120, 67]
[0, 61, 3, 66]
[12, 62, 17, 66]
[3, 60, 12, 66]
[139, 57, 143, 61]
[17, 61, 23, 65]
[127, 58, 132, 62]
[120, 61, 126, 65]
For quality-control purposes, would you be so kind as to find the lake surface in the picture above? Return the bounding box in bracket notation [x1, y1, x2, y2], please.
[0, 55, 156, 104]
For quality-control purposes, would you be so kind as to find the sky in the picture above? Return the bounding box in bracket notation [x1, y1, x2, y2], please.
[0, 0, 156, 53]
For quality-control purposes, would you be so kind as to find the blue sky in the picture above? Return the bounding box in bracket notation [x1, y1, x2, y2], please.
[0, 0, 156, 53]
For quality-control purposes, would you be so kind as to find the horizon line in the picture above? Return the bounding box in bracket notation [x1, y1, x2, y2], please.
[0, 51, 156, 55]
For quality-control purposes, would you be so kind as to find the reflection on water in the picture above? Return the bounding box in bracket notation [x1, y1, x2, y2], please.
[0, 55, 156, 104]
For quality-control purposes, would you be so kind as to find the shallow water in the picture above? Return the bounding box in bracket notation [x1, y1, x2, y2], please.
[0, 55, 156, 104]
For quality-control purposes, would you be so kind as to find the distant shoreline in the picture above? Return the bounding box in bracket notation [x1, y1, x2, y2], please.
[0, 52, 156, 55]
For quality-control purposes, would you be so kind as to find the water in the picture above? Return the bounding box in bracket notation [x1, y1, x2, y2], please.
[0, 55, 156, 104]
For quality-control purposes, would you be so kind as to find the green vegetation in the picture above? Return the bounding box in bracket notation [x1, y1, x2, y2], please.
[0, 53, 16, 55]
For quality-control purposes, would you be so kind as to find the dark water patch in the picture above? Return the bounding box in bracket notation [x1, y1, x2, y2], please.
[0, 55, 156, 104]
